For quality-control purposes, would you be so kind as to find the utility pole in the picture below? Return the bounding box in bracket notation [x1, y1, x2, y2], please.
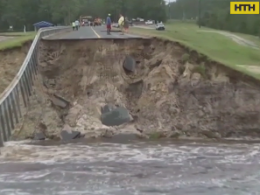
[198, 0, 201, 28]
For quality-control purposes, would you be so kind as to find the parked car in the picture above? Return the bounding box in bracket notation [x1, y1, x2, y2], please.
[112, 23, 119, 28]
[156, 23, 165, 30]
[145, 20, 153, 25]
[82, 20, 90, 26]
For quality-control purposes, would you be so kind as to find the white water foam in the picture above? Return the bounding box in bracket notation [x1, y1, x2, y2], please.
[0, 140, 259, 164]
[0, 141, 260, 194]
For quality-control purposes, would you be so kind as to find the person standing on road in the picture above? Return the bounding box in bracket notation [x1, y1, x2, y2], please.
[118, 14, 124, 35]
[106, 14, 112, 35]
[75, 20, 79, 30]
[72, 22, 75, 30]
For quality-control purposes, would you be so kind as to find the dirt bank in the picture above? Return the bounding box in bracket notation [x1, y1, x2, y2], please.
[12, 38, 260, 140]
[0, 40, 32, 93]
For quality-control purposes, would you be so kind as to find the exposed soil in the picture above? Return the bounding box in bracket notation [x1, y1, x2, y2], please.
[0, 40, 32, 93]
[12, 38, 260, 140]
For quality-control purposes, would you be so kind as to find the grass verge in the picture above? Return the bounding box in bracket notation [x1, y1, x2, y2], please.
[131, 22, 260, 80]
[0, 31, 35, 36]
[0, 33, 36, 50]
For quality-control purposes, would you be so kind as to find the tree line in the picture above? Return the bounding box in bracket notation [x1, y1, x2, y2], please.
[168, 0, 260, 36]
[0, 0, 167, 31]
[1, 0, 258, 36]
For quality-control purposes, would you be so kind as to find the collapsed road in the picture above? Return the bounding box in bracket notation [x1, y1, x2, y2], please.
[8, 24, 260, 142]
[12, 26, 152, 141]
[1, 25, 260, 195]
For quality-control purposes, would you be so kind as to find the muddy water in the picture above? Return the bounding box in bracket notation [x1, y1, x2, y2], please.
[0, 140, 259, 195]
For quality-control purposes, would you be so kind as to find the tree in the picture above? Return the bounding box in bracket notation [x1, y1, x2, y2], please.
[0, 0, 167, 31]
[169, 0, 260, 36]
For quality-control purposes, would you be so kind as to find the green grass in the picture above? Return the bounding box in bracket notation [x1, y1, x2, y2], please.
[167, 20, 260, 47]
[131, 22, 260, 79]
[0, 33, 36, 50]
[0, 31, 35, 36]
[231, 32, 260, 48]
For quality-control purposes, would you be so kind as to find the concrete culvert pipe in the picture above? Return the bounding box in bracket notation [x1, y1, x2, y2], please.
[123, 55, 136, 72]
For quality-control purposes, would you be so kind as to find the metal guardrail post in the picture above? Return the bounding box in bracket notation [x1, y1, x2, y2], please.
[0, 26, 71, 146]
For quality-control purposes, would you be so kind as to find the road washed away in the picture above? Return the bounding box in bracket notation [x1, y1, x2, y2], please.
[10, 38, 260, 141]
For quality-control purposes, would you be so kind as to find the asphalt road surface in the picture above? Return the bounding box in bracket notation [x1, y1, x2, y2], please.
[44, 25, 144, 40]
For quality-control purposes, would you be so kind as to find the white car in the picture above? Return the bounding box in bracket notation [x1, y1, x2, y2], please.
[137, 18, 144, 21]
[112, 23, 119, 28]
[145, 20, 153, 25]
[156, 23, 165, 30]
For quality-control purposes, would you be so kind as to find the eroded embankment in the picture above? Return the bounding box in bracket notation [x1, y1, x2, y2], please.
[12, 38, 260, 140]
[0, 41, 32, 93]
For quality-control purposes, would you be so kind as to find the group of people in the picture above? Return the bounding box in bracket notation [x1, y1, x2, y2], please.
[106, 14, 129, 35]
[72, 20, 80, 30]
[71, 14, 129, 34]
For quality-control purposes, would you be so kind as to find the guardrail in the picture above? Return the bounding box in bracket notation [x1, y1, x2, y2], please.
[0, 26, 70, 146]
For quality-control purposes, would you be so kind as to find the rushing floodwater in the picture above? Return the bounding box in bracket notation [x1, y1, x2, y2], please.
[0, 139, 260, 195]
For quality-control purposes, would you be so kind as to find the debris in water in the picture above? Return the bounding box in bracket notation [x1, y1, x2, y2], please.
[60, 130, 81, 141]
[33, 132, 46, 140]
